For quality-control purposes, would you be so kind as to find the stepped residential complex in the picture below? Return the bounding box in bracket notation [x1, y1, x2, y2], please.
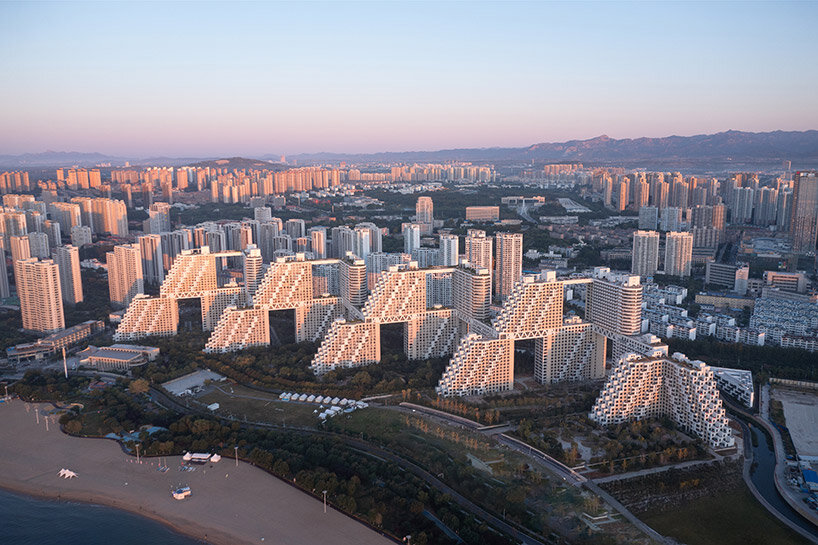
[590, 352, 735, 449]
[115, 250, 673, 403]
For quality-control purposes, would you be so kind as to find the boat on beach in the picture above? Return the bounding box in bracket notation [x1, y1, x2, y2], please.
[172, 486, 191, 500]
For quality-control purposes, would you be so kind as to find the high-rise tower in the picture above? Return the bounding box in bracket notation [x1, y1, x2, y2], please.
[494, 232, 522, 299]
[791, 171, 818, 253]
[631, 230, 659, 278]
[17, 258, 64, 334]
[52, 245, 83, 304]
[664, 231, 693, 277]
[107, 244, 144, 308]
[438, 234, 459, 266]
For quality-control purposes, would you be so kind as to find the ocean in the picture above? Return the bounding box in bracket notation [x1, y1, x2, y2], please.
[0, 488, 205, 544]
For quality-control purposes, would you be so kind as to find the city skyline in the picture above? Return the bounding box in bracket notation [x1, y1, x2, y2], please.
[2, 1, 818, 542]
[2, 162, 818, 542]
[2, 1, 817, 156]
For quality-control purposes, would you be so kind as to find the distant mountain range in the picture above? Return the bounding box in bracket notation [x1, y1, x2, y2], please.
[187, 157, 281, 170]
[282, 130, 818, 168]
[0, 151, 211, 169]
[2, 130, 817, 170]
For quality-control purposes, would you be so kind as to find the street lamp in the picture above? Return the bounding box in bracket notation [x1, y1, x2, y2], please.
[322, 490, 328, 514]
[234, 446, 239, 467]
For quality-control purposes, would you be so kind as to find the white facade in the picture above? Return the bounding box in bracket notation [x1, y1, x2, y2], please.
[243, 245, 264, 304]
[664, 231, 693, 277]
[710, 366, 755, 408]
[534, 317, 605, 384]
[308, 227, 327, 258]
[438, 234, 459, 266]
[107, 244, 144, 308]
[404, 308, 462, 361]
[494, 232, 522, 299]
[631, 230, 659, 278]
[70, 225, 92, 247]
[204, 307, 270, 353]
[17, 258, 64, 334]
[27, 232, 50, 259]
[590, 353, 735, 449]
[200, 286, 244, 331]
[403, 224, 422, 255]
[139, 234, 165, 285]
[465, 229, 493, 271]
[586, 268, 643, 336]
[310, 319, 381, 374]
[436, 336, 514, 396]
[453, 265, 491, 322]
[294, 296, 343, 343]
[340, 256, 367, 308]
[52, 245, 83, 305]
[113, 295, 179, 341]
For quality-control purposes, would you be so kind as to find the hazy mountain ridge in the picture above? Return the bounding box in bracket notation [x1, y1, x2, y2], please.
[187, 157, 282, 170]
[523, 130, 818, 161]
[286, 130, 818, 165]
[2, 130, 817, 168]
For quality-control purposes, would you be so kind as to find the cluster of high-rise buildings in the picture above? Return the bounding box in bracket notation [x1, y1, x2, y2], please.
[631, 230, 694, 277]
[110, 237, 733, 447]
[0, 194, 94, 334]
[526, 167, 817, 257]
[9, 164, 805, 452]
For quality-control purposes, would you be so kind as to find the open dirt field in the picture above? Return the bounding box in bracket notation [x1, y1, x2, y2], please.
[774, 387, 818, 458]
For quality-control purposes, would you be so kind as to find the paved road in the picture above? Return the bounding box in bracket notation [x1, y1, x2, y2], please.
[517, 203, 536, 223]
[497, 433, 586, 487]
[584, 481, 674, 544]
[592, 457, 726, 484]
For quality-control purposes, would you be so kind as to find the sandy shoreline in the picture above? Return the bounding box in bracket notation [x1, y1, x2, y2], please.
[0, 400, 394, 545]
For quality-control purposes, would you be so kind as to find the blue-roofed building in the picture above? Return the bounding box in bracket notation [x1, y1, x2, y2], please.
[803, 469, 818, 492]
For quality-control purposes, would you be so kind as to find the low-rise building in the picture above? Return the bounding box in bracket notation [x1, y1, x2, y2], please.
[6, 320, 105, 364]
[78, 344, 160, 371]
[465, 206, 500, 222]
[710, 366, 754, 408]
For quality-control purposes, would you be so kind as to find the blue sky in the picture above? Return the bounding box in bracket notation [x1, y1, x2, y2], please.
[1, 1, 816, 156]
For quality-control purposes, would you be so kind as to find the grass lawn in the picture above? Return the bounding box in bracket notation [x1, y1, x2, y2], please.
[197, 384, 323, 428]
[641, 485, 809, 545]
[331, 408, 528, 480]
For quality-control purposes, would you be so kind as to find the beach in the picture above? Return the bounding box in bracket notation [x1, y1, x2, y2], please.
[0, 400, 394, 545]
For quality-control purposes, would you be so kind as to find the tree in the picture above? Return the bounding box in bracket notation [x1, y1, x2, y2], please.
[65, 419, 82, 435]
[128, 379, 149, 395]
[566, 442, 580, 466]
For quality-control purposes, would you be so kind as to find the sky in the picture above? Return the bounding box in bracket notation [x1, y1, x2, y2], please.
[1, 1, 817, 157]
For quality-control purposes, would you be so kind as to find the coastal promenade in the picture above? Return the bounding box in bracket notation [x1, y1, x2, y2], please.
[0, 399, 393, 545]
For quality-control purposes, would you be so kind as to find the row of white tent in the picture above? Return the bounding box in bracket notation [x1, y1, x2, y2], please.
[279, 392, 368, 409]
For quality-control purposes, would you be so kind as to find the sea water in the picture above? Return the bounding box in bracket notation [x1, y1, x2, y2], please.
[0, 488, 205, 544]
